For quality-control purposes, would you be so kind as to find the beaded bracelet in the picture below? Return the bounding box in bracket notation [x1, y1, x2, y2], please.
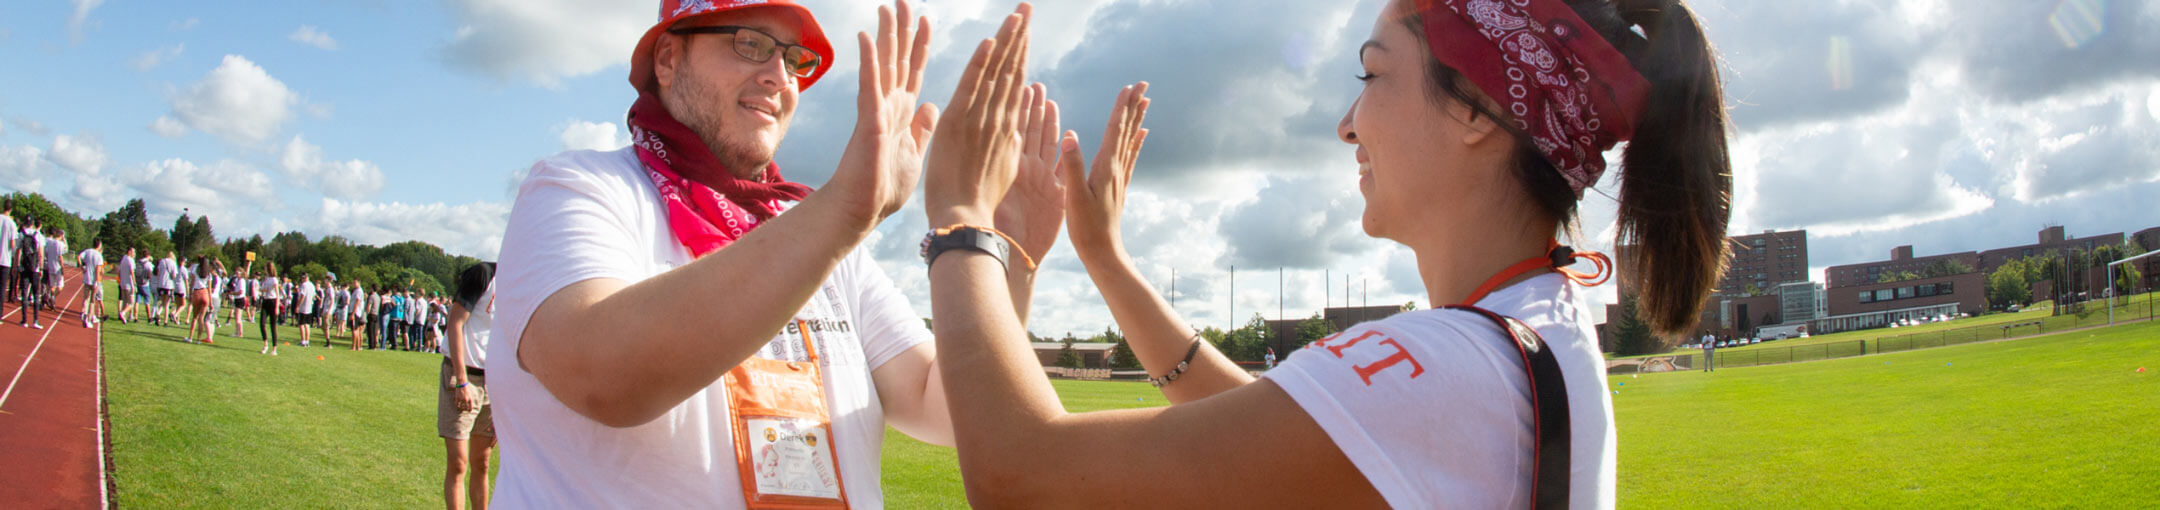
[1148, 334, 1203, 388]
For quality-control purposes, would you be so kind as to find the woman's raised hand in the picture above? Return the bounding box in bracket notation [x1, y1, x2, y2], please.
[1059, 82, 1151, 264]
[994, 84, 1064, 269]
[924, 3, 1033, 228]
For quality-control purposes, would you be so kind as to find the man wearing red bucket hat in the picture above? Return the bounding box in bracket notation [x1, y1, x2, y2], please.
[489, 0, 956, 506]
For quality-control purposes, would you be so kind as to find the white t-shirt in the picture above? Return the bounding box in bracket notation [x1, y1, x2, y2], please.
[156, 257, 178, 290]
[1263, 273, 1617, 509]
[489, 147, 931, 509]
[42, 236, 64, 272]
[117, 255, 136, 288]
[0, 216, 15, 268]
[446, 282, 494, 370]
[298, 281, 317, 313]
[79, 248, 101, 274]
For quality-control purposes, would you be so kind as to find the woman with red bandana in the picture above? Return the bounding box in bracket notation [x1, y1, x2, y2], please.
[922, 0, 1731, 507]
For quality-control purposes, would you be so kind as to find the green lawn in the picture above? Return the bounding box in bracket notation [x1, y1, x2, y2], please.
[103, 298, 456, 508]
[879, 379, 1163, 508]
[1614, 320, 2160, 507]
[1613, 290, 2158, 361]
[101, 278, 2160, 507]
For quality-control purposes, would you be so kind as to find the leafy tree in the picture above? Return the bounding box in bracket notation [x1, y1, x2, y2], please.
[1923, 259, 1975, 278]
[2115, 263, 2142, 295]
[290, 262, 332, 283]
[1988, 259, 2031, 308]
[1293, 313, 1337, 351]
[1610, 293, 1660, 356]
[1056, 338, 1082, 368]
[1109, 339, 1139, 369]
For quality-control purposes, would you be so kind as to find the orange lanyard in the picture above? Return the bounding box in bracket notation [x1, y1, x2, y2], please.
[1458, 240, 1612, 306]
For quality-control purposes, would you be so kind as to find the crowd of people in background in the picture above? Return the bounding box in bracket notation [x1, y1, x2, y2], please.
[0, 198, 463, 358]
[4, 199, 94, 330]
[105, 250, 459, 356]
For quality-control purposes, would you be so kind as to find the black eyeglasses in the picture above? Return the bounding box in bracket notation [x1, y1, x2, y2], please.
[667, 25, 823, 79]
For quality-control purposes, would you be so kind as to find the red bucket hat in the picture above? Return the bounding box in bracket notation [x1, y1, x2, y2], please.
[629, 0, 836, 93]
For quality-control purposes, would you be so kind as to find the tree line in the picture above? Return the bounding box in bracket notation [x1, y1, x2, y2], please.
[6, 192, 479, 296]
[1045, 312, 1346, 369]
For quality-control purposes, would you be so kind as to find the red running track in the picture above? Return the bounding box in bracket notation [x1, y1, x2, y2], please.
[0, 267, 108, 509]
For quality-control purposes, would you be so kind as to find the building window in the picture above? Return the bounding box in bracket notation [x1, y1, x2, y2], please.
[1940, 282, 1955, 294]
[1860, 291, 1873, 303]
[1918, 284, 1937, 297]
[1898, 286, 1916, 299]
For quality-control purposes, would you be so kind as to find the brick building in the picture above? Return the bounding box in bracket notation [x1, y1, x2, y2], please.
[1825, 245, 1979, 289]
[1032, 342, 1117, 368]
[1974, 226, 2123, 275]
[1719, 230, 1811, 296]
[2135, 227, 2160, 291]
[1815, 272, 1986, 332]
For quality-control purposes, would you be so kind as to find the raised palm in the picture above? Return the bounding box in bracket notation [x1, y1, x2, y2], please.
[1060, 82, 1152, 262]
[832, 0, 937, 224]
[996, 85, 1064, 267]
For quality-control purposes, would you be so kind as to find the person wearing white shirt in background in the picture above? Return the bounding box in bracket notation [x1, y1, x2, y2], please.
[229, 266, 253, 339]
[41, 229, 65, 313]
[439, 262, 497, 510]
[117, 248, 138, 324]
[489, 0, 964, 506]
[183, 256, 222, 344]
[257, 265, 284, 355]
[297, 274, 317, 347]
[0, 200, 17, 307]
[77, 242, 104, 327]
[155, 251, 179, 326]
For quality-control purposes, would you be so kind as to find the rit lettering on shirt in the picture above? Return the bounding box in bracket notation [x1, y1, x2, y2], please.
[1309, 329, 1426, 386]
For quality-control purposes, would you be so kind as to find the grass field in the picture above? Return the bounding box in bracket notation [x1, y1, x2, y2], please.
[99, 279, 2160, 507]
[101, 293, 462, 508]
[1616, 319, 2160, 507]
[1612, 290, 2158, 360]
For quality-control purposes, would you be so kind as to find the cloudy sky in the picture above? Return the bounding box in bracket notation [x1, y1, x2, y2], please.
[1, 0, 2155, 338]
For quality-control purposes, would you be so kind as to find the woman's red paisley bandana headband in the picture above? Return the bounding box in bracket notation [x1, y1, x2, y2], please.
[1420, 0, 1651, 198]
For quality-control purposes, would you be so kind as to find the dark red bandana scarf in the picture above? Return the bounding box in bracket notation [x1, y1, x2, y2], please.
[1419, 0, 1652, 198]
[627, 94, 813, 257]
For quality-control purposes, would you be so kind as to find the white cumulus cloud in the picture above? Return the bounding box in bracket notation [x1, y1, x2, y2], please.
[290, 25, 338, 50]
[0, 145, 49, 193]
[149, 116, 188, 138]
[558, 120, 629, 151]
[279, 135, 387, 200]
[48, 134, 109, 175]
[440, 0, 651, 87]
[68, 173, 127, 213]
[129, 158, 278, 208]
[169, 55, 299, 146]
[314, 198, 511, 259]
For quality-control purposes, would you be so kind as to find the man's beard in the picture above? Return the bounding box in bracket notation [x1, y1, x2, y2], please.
[665, 72, 779, 181]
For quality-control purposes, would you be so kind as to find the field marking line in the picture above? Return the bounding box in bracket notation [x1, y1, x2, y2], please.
[0, 269, 85, 411]
[94, 312, 107, 509]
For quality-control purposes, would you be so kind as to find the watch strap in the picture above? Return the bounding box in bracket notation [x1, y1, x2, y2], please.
[920, 226, 1011, 271]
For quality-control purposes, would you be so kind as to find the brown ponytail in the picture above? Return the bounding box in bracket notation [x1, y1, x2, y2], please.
[1407, 0, 1732, 338]
[1602, 0, 1732, 338]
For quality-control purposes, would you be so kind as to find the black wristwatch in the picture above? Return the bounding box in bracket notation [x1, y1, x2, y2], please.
[921, 226, 1011, 271]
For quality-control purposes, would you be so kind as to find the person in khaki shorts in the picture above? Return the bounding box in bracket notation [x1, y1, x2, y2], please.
[438, 262, 496, 510]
